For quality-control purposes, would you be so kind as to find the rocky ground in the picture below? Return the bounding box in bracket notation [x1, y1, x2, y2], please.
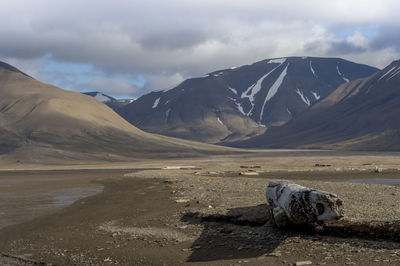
[0, 153, 399, 265]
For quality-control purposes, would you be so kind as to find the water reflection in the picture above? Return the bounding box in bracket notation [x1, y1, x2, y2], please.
[0, 178, 102, 229]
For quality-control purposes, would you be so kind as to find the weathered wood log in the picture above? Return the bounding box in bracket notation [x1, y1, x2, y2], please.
[266, 180, 345, 227]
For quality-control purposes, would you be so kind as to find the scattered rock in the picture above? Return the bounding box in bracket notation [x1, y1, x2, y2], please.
[266, 251, 282, 257]
[175, 199, 190, 203]
[295, 261, 313, 266]
[239, 172, 259, 176]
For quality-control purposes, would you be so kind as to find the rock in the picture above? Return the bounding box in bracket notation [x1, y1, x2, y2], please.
[295, 261, 312, 266]
[240, 165, 261, 168]
[374, 166, 382, 173]
[239, 171, 259, 176]
[175, 199, 190, 203]
[266, 251, 282, 257]
[266, 180, 345, 227]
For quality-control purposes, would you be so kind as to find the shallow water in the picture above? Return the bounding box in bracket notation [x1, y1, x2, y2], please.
[330, 178, 400, 186]
[0, 176, 102, 229]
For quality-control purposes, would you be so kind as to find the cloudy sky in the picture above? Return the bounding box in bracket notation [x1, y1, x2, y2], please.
[1, 0, 399, 98]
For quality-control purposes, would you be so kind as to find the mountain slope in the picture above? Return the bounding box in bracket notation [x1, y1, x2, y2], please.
[235, 60, 400, 150]
[120, 57, 378, 143]
[0, 62, 233, 163]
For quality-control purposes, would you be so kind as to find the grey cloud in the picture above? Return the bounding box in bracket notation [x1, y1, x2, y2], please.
[305, 40, 368, 56]
[370, 26, 400, 52]
[1, 0, 400, 97]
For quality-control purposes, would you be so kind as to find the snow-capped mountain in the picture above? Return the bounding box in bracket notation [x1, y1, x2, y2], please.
[235, 60, 400, 150]
[119, 57, 378, 143]
[83, 91, 116, 102]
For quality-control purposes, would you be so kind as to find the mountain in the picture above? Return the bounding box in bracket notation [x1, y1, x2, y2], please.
[0, 62, 232, 163]
[235, 60, 400, 151]
[120, 57, 378, 143]
[82, 91, 134, 113]
[83, 91, 116, 102]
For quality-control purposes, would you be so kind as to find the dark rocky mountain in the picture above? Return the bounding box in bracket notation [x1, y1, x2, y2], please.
[235, 60, 400, 151]
[120, 57, 378, 143]
[0, 61, 232, 163]
[82, 91, 134, 112]
[83, 91, 116, 102]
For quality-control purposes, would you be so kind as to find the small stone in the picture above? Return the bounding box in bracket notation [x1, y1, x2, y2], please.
[220, 227, 233, 234]
[266, 251, 282, 257]
[296, 261, 312, 266]
[175, 199, 190, 203]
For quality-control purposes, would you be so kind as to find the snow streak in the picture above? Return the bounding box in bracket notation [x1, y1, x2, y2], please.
[311, 91, 320, 100]
[296, 88, 311, 106]
[152, 97, 160, 108]
[336, 64, 349, 83]
[165, 108, 171, 123]
[259, 63, 290, 123]
[228, 86, 238, 95]
[268, 58, 286, 64]
[310, 61, 317, 78]
[241, 59, 286, 115]
[378, 66, 397, 81]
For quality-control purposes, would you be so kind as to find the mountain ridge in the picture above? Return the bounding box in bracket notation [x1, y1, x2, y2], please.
[233, 59, 400, 150]
[119, 56, 379, 143]
[0, 61, 235, 163]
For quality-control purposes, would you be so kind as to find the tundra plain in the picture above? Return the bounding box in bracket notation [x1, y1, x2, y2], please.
[0, 150, 399, 265]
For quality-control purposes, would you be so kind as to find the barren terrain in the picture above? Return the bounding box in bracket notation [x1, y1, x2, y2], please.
[0, 151, 399, 265]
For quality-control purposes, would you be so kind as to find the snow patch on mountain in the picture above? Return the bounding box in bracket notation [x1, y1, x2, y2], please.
[378, 66, 397, 81]
[268, 58, 286, 64]
[165, 108, 171, 123]
[152, 97, 160, 108]
[312, 91, 320, 100]
[310, 61, 317, 78]
[217, 117, 224, 126]
[228, 86, 238, 95]
[287, 108, 292, 116]
[387, 67, 400, 81]
[235, 102, 246, 116]
[259, 63, 290, 122]
[336, 64, 349, 83]
[296, 88, 311, 106]
[241, 60, 286, 115]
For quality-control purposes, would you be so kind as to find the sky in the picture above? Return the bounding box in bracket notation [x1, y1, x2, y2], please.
[1, 0, 400, 99]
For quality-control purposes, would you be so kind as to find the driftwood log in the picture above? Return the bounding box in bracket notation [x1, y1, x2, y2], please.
[266, 180, 345, 227]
